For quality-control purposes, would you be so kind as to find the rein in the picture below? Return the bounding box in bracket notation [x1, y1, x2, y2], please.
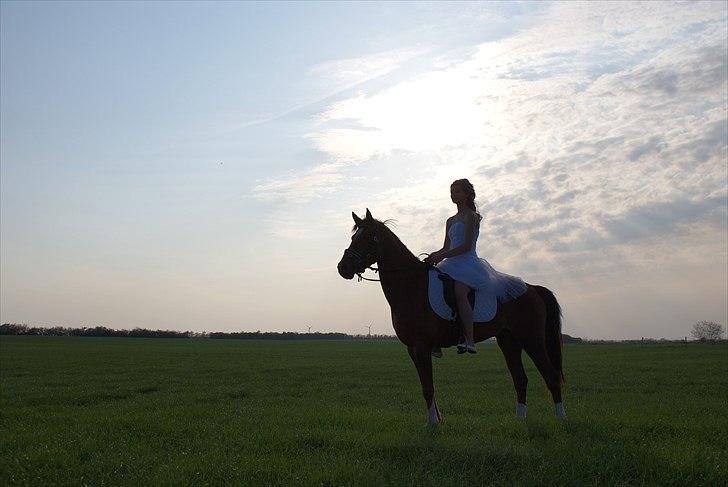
[356, 266, 382, 282]
[345, 225, 432, 282]
[355, 253, 432, 282]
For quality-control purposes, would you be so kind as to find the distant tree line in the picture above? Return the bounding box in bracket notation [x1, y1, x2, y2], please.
[0, 323, 396, 340]
[0, 323, 198, 338]
[3, 323, 723, 343]
[208, 331, 394, 341]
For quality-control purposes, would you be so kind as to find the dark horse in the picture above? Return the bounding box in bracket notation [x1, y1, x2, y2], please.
[337, 209, 566, 425]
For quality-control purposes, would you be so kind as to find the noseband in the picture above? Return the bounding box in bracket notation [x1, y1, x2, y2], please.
[343, 237, 429, 282]
[343, 247, 379, 281]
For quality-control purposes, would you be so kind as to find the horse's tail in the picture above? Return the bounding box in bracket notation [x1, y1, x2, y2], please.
[534, 285, 565, 386]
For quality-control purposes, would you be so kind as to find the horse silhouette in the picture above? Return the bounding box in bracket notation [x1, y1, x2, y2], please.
[337, 209, 566, 424]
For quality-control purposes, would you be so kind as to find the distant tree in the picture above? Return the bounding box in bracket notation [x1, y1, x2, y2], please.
[691, 321, 725, 341]
[0, 323, 29, 335]
[561, 334, 583, 344]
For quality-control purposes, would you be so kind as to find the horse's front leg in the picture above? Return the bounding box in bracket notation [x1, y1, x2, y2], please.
[408, 342, 441, 425]
[497, 331, 528, 418]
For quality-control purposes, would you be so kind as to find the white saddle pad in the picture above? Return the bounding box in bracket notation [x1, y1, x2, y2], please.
[427, 269, 497, 323]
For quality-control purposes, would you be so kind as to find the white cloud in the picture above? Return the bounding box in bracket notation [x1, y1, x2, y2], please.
[303, 1, 726, 265]
[306, 68, 493, 163]
[248, 1, 727, 338]
[293, 1, 727, 338]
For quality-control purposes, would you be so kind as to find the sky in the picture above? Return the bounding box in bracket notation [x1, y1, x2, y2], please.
[1, 1, 726, 339]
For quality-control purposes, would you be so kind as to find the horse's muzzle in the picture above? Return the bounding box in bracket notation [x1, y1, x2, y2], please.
[337, 257, 355, 280]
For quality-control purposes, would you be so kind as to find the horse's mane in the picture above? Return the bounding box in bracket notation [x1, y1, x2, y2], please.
[353, 218, 423, 265]
[350, 218, 397, 233]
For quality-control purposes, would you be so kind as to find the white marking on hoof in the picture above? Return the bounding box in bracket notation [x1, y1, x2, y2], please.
[516, 403, 527, 419]
[555, 402, 567, 420]
[427, 402, 440, 425]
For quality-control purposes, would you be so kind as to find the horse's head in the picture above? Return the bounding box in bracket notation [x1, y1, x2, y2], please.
[337, 208, 380, 280]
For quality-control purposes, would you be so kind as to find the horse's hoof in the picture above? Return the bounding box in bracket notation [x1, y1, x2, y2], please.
[426, 415, 440, 426]
[516, 403, 527, 419]
[555, 402, 567, 420]
[426, 402, 441, 425]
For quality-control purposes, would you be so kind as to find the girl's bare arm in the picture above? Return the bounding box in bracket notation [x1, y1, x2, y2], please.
[424, 218, 452, 263]
[440, 218, 452, 253]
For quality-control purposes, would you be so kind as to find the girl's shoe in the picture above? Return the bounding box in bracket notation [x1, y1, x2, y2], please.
[457, 341, 477, 354]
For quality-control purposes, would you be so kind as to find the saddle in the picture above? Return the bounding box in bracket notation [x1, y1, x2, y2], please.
[428, 268, 496, 320]
[427, 268, 501, 347]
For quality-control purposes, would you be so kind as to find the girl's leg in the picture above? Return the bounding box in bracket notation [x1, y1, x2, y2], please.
[454, 281, 475, 346]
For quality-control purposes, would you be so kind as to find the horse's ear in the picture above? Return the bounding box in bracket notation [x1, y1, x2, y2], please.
[365, 208, 373, 221]
[352, 212, 363, 226]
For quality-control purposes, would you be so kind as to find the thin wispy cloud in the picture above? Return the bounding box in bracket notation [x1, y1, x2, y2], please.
[227, 48, 429, 133]
[252, 161, 349, 204]
[304, 47, 428, 98]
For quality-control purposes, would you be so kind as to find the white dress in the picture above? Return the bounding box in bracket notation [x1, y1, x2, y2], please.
[436, 217, 528, 302]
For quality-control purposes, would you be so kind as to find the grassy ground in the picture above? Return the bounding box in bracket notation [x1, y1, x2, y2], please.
[1, 336, 726, 486]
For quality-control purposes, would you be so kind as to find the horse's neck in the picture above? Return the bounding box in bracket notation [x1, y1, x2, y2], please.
[377, 232, 420, 270]
[377, 232, 425, 305]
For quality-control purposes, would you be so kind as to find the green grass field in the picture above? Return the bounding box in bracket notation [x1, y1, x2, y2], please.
[1, 337, 726, 486]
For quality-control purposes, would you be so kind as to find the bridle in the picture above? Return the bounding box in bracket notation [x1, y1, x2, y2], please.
[343, 247, 381, 281]
[344, 231, 430, 282]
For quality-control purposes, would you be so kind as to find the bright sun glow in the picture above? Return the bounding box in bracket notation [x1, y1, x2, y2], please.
[309, 67, 503, 162]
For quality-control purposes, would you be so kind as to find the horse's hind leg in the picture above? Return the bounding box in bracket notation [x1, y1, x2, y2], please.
[524, 341, 566, 420]
[408, 342, 441, 425]
[497, 331, 528, 418]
